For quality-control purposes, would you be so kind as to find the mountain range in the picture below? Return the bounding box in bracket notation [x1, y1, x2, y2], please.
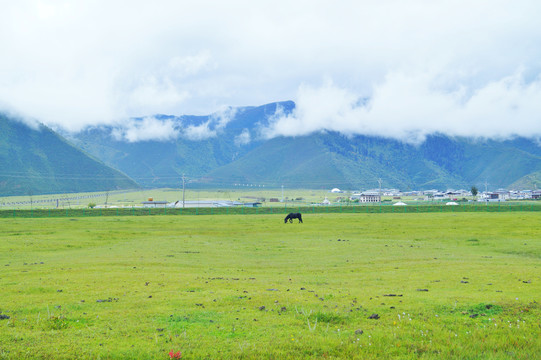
[1, 101, 540, 196]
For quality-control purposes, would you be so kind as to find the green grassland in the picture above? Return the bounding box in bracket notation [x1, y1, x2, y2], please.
[1, 212, 540, 359]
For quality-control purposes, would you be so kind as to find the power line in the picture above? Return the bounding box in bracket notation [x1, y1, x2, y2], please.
[1, 169, 487, 190]
[182, 174, 186, 208]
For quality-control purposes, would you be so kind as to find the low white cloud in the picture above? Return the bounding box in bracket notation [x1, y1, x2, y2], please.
[104, 106, 238, 143]
[0, 103, 41, 130]
[112, 117, 179, 142]
[234, 129, 251, 146]
[210, 107, 238, 129]
[180, 107, 237, 141]
[261, 72, 541, 143]
[183, 121, 216, 141]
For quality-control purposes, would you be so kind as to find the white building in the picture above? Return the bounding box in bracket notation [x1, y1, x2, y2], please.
[166, 200, 237, 208]
[478, 192, 507, 202]
[433, 192, 449, 200]
[351, 191, 381, 203]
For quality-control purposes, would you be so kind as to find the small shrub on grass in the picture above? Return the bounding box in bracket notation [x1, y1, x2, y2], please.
[310, 311, 347, 324]
[434, 303, 503, 318]
[467, 303, 502, 316]
[47, 315, 69, 330]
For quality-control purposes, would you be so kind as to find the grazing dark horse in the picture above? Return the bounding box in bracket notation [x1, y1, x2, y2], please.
[284, 212, 303, 223]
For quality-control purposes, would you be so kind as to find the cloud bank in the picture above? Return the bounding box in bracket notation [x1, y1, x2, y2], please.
[0, 1, 540, 142]
[181, 106, 238, 141]
[111, 117, 179, 142]
[110, 106, 237, 142]
[262, 72, 541, 143]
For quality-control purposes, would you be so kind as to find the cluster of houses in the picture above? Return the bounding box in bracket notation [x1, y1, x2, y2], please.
[477, 190, 541, 201]
[331, 188, 541, 203]
[419, 189, 540, 202]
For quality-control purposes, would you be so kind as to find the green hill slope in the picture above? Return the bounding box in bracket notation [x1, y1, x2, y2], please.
[204, 132, 541, 190]
[509, 170, 541, 190]
[0, 114, 138, 196]
[205, 133, 465, 190]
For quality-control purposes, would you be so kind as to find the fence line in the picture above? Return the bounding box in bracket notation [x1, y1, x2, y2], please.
[1, 202, 540, 219]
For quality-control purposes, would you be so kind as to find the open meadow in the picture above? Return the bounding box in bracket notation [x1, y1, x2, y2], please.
[1, 212, 540, 359]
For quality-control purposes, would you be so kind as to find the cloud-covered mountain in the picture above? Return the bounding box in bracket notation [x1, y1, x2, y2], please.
[68, 101, 541, 191]
[1, 100, 539, 195]
[67, 102, 295, 187]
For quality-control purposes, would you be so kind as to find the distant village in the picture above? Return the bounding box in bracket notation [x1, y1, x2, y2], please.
[335, 188, 541, 203]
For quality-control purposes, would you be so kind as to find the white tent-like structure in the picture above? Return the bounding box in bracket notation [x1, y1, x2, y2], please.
[393, 201, 407, 206]
[446, 201, 459, 206]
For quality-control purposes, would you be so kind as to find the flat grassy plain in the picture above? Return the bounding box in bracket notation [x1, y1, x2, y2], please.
[0, 212, 540, 359]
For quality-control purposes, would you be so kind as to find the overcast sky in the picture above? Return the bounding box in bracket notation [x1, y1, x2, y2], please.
[1, 1, 540, 142]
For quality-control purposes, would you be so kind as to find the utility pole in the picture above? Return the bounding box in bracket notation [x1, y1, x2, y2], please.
[484, 179, 489, 205]
[377, 178, 382, 203]
[281, 185, 284, 202]
[182, 174, 186, 208]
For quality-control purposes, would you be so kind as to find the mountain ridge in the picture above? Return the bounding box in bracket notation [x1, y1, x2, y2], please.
[67, 102, 541, 191]
[2, 101, 540, 195]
